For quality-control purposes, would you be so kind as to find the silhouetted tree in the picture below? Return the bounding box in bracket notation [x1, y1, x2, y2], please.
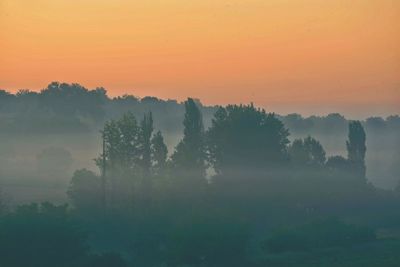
[99, 112, 140, 172]
[138, 112, 155, 206]
[40, 82, 107, 122]
[207, 104, 290, 174]
[346, 121, 366, 179]
[281, 113, 313, 134]
[326, 155, 351, 171]
[67, 169, 102, 214]
[151, 131, 168, 176]
[0, 89, 15, 109]
[171, 98, 206, 178]
[0, 203, 88, 267]
[139, 112, 154, 177]
[289, 139, 309, 165]
[303, 136, 326, 165]
[97, 112, 141, 210]
[289, 136, 326, 166]
[386, 115, 400, 131]
[0, 187, 5, 216]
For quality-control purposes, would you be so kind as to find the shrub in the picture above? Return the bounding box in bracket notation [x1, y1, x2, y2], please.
[264, 218, 376, 253]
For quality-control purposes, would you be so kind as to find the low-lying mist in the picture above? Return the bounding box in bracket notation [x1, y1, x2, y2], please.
[0, 83, 399, 267]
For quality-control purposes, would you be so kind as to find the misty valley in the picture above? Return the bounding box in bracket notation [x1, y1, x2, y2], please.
[0, 83, 400, 267]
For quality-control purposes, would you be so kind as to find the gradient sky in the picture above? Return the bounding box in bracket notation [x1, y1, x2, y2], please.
[1, 0, 399, 118]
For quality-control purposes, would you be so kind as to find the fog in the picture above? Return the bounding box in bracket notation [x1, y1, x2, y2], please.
[0, 83, 399, 266]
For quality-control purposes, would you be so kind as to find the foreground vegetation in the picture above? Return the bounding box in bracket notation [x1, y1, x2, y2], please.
[1, 91, 399, 266]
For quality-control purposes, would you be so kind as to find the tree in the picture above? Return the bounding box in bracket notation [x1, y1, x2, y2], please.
[0, 203, 88, 267]
[99, 112, 140, 173]
[289, 139, 308, 165]
[171, 98, 206, 178]
[0, 186, 5, 216]
[289, 136, 326, 166]
[346, 121, 366, 179]
[138, 112, 154, 205]
[207, 104, 290, 175]
[303, 136, 326, 165]
[86, 252, 128, 267]
[39, 82, 107, 122]
[326, 156, 351, 171]
[0, 89, 15, 110]
[67, 169, 102, 213]
[97, 112, 141, 210]
[151, 131, 168, 176]
[139, 112, 154, 177]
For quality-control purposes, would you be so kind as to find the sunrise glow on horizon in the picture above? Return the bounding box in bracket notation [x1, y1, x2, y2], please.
[1, 0, 399, 117]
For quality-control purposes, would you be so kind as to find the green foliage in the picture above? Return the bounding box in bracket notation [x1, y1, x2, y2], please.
[207, 104, 290, 174]
[346, 121, 367, 179]
[151, 130, 168, 176]
[86, 252, 128, 267]
[0, 203, 88, 267]
[40, 82, 107, 121]
[258, 239, 400, 267]
[326, 155, 350, 171]
[289, 136, 326, 166]
[171, 98, 206, 178]
[264, 219, 376, 253]
[139, 112, 154, 177]
[67, 169, 102, 213]
[0, 187, 5, 216]
[163, 215, 249, 266]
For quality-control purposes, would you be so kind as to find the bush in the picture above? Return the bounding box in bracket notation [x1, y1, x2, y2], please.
[264, 218, 376, 253]
[85, 252, 128, 267]
[0, 203, 88, 267]
[164, 215, 249, 266]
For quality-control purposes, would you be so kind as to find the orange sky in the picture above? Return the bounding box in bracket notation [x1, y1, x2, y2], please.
[0, 0, 399, 117]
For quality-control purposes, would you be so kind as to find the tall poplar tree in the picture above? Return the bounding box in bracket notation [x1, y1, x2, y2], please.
[346, 121, 367, 179]
[171, 98, 206, 178]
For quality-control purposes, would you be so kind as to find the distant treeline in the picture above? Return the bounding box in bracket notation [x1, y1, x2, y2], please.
[1, 82, 399, 135]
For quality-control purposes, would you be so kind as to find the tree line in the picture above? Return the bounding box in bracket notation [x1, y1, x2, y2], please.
[69, 98, 370, 220]
[1, 82, 398, 135]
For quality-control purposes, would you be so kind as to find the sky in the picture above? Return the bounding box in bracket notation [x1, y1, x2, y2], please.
[0, 0, 399, 118]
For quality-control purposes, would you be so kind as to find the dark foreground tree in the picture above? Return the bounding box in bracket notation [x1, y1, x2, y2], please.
[326, 155, 351, 171]
[289, 136, 326, 166]
[171, 98, 206, 178]
[0, 187, 5, 216]
[0, 203, 88, 267]
[151, 130, 168, 176]
[139, 112, 154, 177]
[207, 104, 290, 175]
[67, 169, 102, 214]
[346, 121, 367, 179]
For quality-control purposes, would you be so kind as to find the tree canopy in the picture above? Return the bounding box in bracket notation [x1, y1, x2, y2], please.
[207, 104, 290, 174]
